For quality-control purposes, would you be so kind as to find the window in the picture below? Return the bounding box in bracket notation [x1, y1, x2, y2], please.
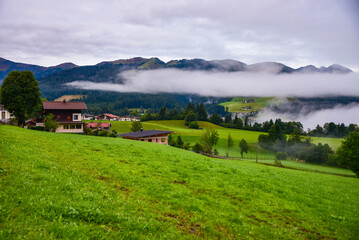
[1, 111, 5, 119]
[76, 125, 82, 129]
[73, 113, 81, 121]
[148, 139, 152, 142]
[70, 125, 75, 129]
[162, 138, 166, 142]
[63, 125, 69, 129]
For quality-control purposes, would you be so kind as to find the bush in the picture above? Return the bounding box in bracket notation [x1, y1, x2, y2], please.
[98, 130, 109, 137]
[183, 142, 191, 150]
[84, 127, 93, 135]
[192, 142, 204, 153]
[189, 121, 199, 129]
[30, 126, 44, 131]
[276, 152, 287, 160]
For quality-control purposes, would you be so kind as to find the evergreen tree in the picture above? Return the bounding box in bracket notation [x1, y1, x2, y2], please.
[185, 110, 197, 126]
[176, 136, 184, 148]
[197, 102, 208, 121]
[224, 114, 232, 124]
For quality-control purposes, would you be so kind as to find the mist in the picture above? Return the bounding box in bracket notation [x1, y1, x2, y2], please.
[66, 69, 359, 97]
[256, 103, 359, 130]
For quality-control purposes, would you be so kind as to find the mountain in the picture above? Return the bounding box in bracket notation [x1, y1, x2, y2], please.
[0, 58, 78, 81]
[245, 62, 295, 74]
[296, 64, 353, 74]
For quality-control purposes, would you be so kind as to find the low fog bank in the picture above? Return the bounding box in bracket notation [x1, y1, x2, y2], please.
[66, 69, 359, 97]
[256, 103, 359, 130]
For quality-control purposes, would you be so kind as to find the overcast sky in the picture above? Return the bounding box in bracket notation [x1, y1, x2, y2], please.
[0, 0, 358, 70]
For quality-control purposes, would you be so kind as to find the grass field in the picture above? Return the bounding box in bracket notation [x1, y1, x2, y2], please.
[219, 97, 278, 113]
[1, 125, 358, 239]
[95, 120, 343, 158]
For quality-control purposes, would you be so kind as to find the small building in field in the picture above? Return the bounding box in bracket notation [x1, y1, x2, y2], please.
[119, 115, 140, 121]
[83, 113, 95, 120]
[0, 104, 11, 121]
[242, 106, 252, 110]
[86, 122, 111, 131]
[38, 100, 87, 133]
[98, 113, 119, 121]
[119, 130, 173, 144]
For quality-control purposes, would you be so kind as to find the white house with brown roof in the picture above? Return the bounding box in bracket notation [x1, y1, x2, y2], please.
[39, 100, 88, 133]
[0, 104, 11, 121]
[97, 113, 119, 121]
[119, 115, 140, 121]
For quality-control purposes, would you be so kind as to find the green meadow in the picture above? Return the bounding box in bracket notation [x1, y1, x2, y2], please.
[103, 120, 343, 162]
[219, 97, 277, 113]
[0, 125, 358, 239]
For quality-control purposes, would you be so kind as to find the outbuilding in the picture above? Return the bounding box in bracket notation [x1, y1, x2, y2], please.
[119, 130, 173, 144]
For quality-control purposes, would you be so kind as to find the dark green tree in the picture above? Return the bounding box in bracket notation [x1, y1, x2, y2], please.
[226, 133, 234, 157]
[184, 102, 196, 116]
[158, 106, 167, 120]
[239, 139, 249, 158]
[0, 71, 41, 126]
[233, 116, 243, 128]
[185, 110, 197, 126]
[209, 113, 223, 125]
[192, 142, 204, 153]
[176, 136, 184, 148]
[197, 102, 208, 121]
[224, 114, 232, 124]
[336, 132, 359, 177]
[131, 121, 143, 132]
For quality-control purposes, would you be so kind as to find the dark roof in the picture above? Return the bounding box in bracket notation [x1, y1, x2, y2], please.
[119, 130, 173, 138]
[43, 101, 87, 110]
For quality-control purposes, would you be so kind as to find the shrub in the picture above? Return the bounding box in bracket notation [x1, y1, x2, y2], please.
[98, 130, 109, 137]
[192, 142, 204, 153]
[30, 126, 44, 131]
[84, 127, 93, 135]
[183, 142, 191, 150]
[189, 121, 199, 129]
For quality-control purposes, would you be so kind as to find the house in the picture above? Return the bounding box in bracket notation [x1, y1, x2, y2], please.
[119, 115, 140, 121]
[38, 100, 87, 133]
[242, 99, 255, 103]
[86, 122, 111, 131]
[98, 113, 119, 121]
[242, 106, 252, 110]
[119, 130, 173, 144]
[83, 113, 95, 120]
[0, 104, 11, 121]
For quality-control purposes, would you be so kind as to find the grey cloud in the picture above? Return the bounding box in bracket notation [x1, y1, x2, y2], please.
[256, 103, 359, 130]
[66, 69, 359, 97]
[0, 0, 358, 69]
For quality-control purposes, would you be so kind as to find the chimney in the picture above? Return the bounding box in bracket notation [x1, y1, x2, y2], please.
[63, 99, 66, 104]
[140, 128, 143, 132]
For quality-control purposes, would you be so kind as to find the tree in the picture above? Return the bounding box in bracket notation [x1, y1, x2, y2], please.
[130, 111, 138, 116]
[176, 136, 184, 148]
[197, 102, 208, 121]
[185, 110, 197, 126]
[189, 121, 199, 129]
[0, 71, 41, 126]
[336, 132, 359, 177]
[131, 121, 143, 132]
[192, 142, 204, 153]
[201, 129, 219, 154]
[224, 114, 232, 124]
[44, 113, 58, 132]
[226, 133, 234, 157]
[239, 139, 249, 158]
[209, 113, 223, 125]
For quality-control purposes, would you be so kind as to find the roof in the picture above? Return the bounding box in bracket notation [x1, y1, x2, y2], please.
[0, 104, 5, 110]
[43, 101, 87, 110]
[86, 122, 111, 128]
[119, 130, 173, 138]
[100, 113, 119, 118]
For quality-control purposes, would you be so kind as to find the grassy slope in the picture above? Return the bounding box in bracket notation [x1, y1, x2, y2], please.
[105, 119, 343, 156]
[0, 125, 358, 239]
[219, 97, 275, 113]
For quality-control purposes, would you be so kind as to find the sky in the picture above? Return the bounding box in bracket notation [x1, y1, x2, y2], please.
[0, 0, 358, 70]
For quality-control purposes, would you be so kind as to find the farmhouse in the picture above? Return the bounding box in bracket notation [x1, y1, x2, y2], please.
[86, 122, 111, 131]
[242, 106, 252, 110]
[119, 115, 140, 121]
[0, 104, 11, 121]
[97, 113, 119, 121]
[83, 113, 95, 120]
[38, 100, 88, 133]
[120, 130, 173, 144]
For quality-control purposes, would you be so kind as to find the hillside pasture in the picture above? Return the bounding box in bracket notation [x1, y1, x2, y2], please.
[0, 125, 358, 239]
